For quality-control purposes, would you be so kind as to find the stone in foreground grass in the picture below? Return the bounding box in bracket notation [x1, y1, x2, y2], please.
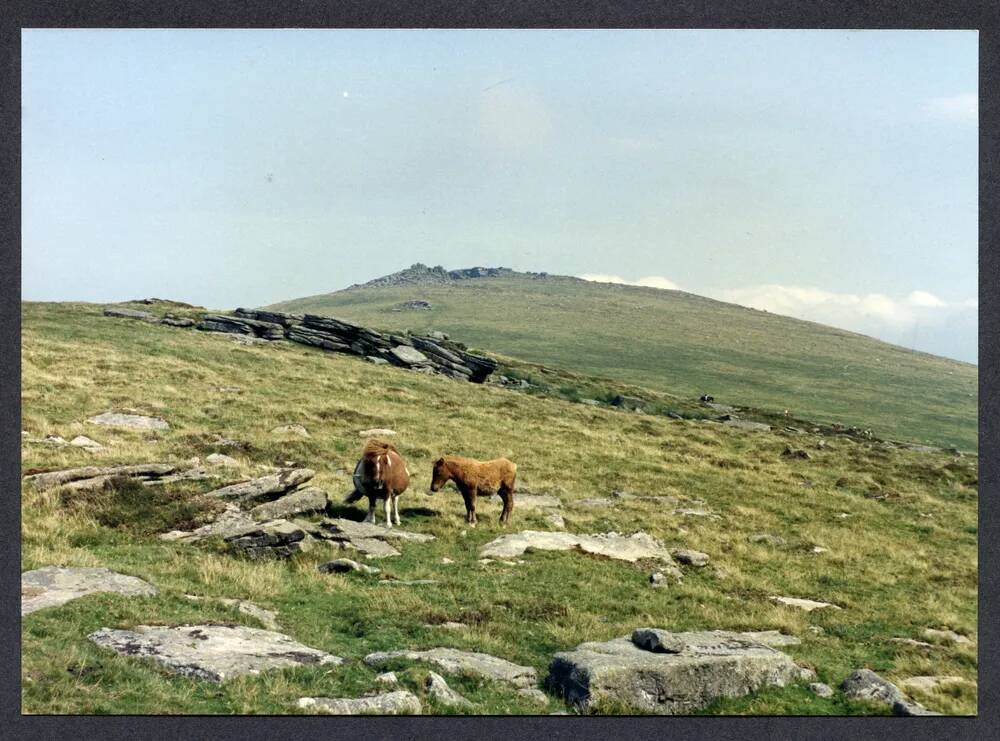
[547, 628, 811, 714]
[298, 691, 421, 715]
[364, 647, 537, 688]
[22, 566, 158, 615]
[89, 624, 343, 683]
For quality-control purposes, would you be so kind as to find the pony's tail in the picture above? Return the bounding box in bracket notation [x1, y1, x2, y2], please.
[343, 488, 365, 504]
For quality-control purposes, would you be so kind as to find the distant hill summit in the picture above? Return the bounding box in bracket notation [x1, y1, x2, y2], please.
[268, 266, 977, 451]
[348, 263, 556, 290]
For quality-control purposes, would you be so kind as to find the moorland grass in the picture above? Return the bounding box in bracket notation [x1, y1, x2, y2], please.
[269, 275, 977, 451]
[21, 302, 977, 715]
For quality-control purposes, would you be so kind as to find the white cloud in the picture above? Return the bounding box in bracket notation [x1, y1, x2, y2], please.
[578, 274, 681, 291]
[715, 283, 975, 334]
[924, 93, 978, 122]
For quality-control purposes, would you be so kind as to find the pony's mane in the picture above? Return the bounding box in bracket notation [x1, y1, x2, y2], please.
[363, 438, 398, 456]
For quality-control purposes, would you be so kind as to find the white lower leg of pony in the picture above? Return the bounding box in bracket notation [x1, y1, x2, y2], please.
[384, 496, 392, 528]
[392, 495, 401, 526]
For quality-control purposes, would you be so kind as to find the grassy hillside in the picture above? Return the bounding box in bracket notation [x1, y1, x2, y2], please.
[21, 302, 977, 715]
[269, 274, 977, 451]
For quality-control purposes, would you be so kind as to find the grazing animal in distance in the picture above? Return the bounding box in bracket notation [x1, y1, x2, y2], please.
[428, 455, 516, 526]
[344, 439, 410, 527]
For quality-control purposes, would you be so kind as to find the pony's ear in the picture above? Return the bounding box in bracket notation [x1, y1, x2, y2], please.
[434, 457, 444, 467]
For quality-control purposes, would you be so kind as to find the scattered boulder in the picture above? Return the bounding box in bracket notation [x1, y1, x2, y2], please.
[69, 435, 104, 450]
[426, 671, 474, 709]
[298, 691, 421, 715]
[670, 549, 709, 567]
[898, 675, 966, 693]
[649, 571, 679, 588]
[889, 637, 935, 649]
[547, 628, 811, 714]
[248, 487, 328, 521]
[204, 468, 315, 506]
[103, 307, 158, 322]
[358, 428, 396, 437]
[391, 300, 433, 312]
[22, 566, 157, 615]
[672, 507, 721, 519]
[839, 669, 906, 707]
[206, 452, 239, 467]
[364, 647, 537, 688]
[770, 596, 841, 612]
[317, 558, 381, 576]
[576, 497, 613, 508]
[923, 628, 973, 646]
[610, 395, 645, 410]
[809, 682, 834, 698]
[376, 671, 398, 685]
[86, 412, 170, 430]
[223, 519, 312, 560]
[782, 447, 811, 460]
[269, 424, 310, 438]
[545, 512, 566, 530]
[160, 315, 195, 328]
[317, 518, 436, 543]
[517, 688, 550, 705]
[379, 579, 438, 586]
[366, 356, 390, 365]
[89, 624, 342, 683]
[480, 530, 678, 565]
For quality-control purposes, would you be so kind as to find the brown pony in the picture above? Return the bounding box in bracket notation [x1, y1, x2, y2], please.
[344, 439, 411, 527]
[428, 455, 516, 526]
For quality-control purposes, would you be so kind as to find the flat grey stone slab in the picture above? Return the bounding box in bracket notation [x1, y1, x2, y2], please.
[25, 463, 178, 491]
[104, 308, 158, 321]
[22, 566, 157, 615]
[480, 530, 676, 564]
[89, 624, 343, 682]
[923, 628, 974, 646]
[364, 647, 538, 688]
[160, 503, 256, 544]
[317, 558, 381, 575]
[840, 669, 906, 707]
[547, 629, 809, 714]
[671, 549, 710, 567]
[205, 468, 315, 505]
[87, 412, 170, 430]
[770, 595, 841, 612]
[298, 691, 421, 715]
[249, 487, 328, 521]
[318, 518, 436, 543]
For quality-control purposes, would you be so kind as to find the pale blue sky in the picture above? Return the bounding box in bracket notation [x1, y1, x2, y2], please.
[22, 30, 978, 362]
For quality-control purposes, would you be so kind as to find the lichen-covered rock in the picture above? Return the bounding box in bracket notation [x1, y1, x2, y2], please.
[86, 412, 170, 430]
[839, 669, 906, 706]
[22, 566, 157, 615]
[547, 629, 809, 714]
[223, 519, 312, 560]
[249, 487, 328, 521]
[104, 308, 158, 322]
[426, 671, 474, 709]
[364, 647, 537, 688]
[205, 468, 315, 505]
[89, 624, 342, 682]
[480, 530, 676, 564]
[770, 595, 841, 612]
[298, 691, 421, 715]
[671, 549, 710, 567]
